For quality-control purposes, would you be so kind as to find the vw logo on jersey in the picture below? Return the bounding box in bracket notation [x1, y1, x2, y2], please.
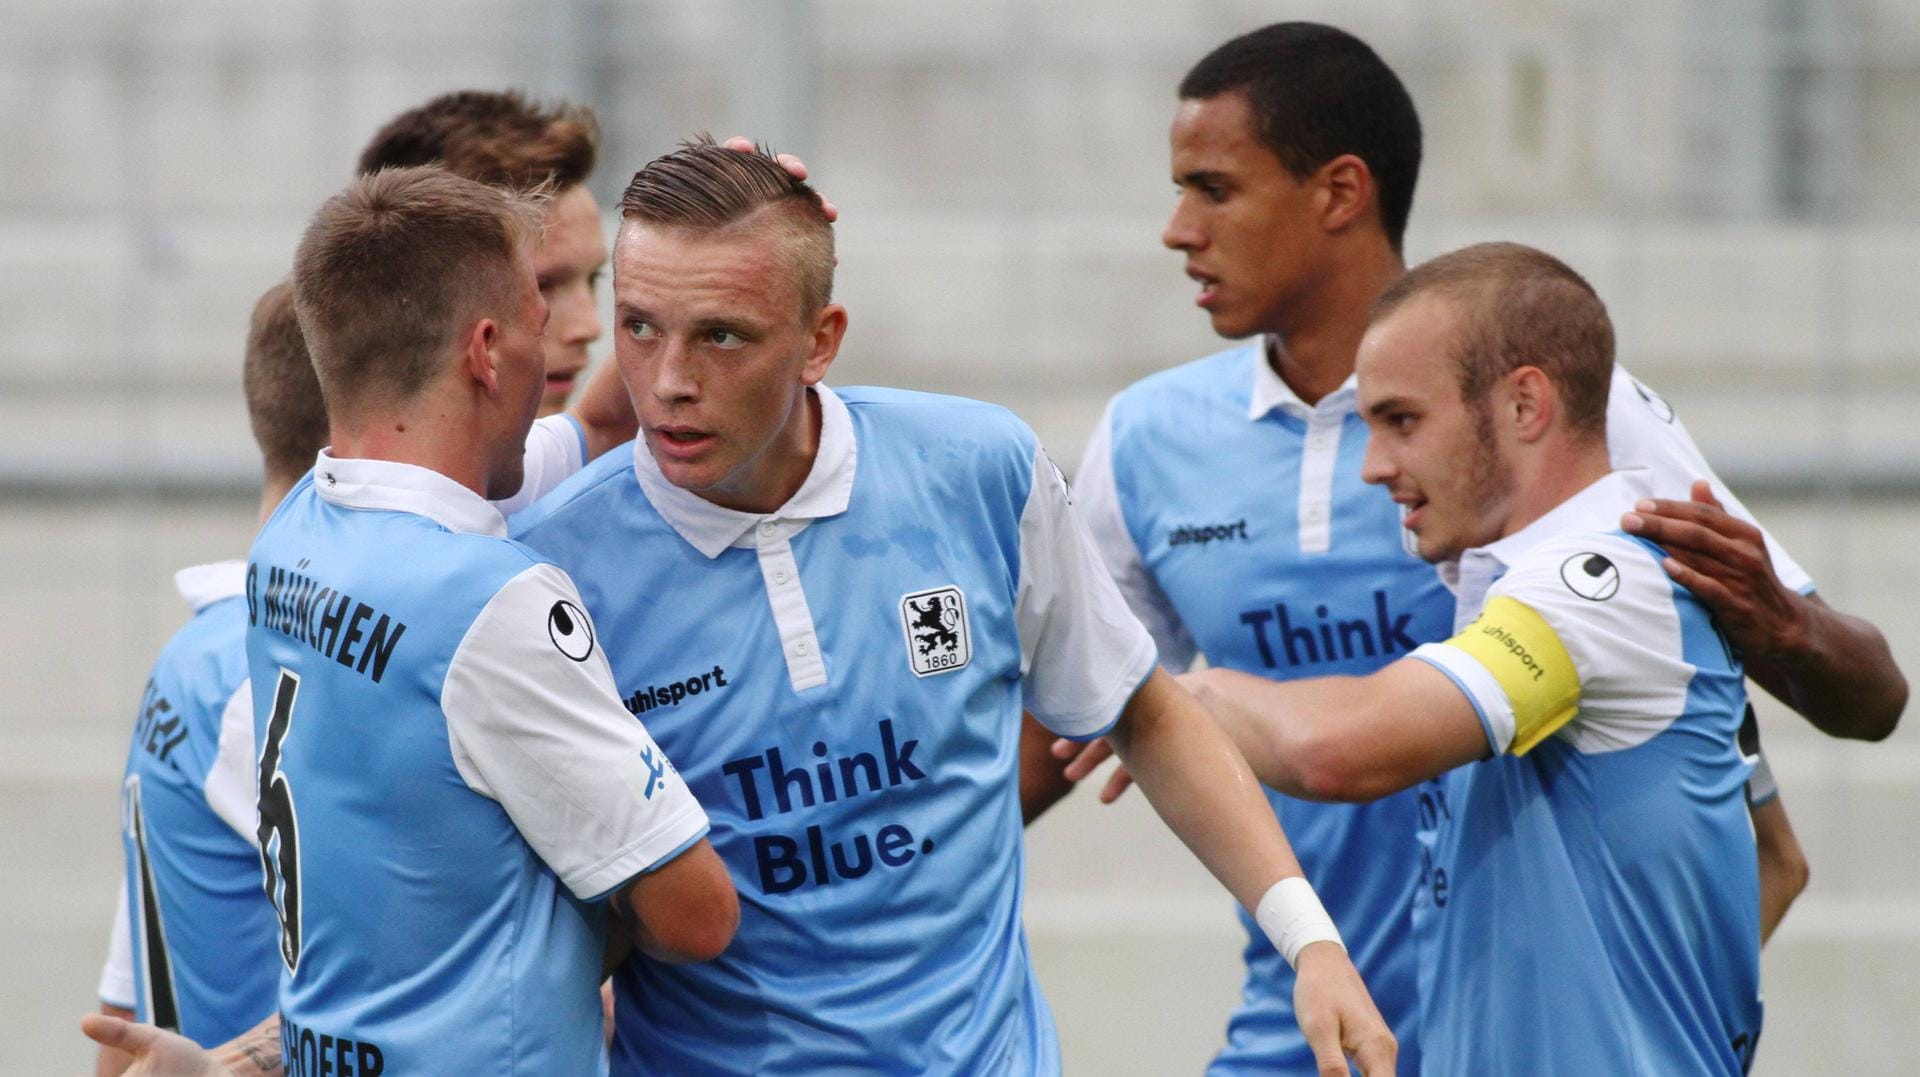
[547, 600, 595, 662]
[900, 585, 971, 677]
[1559, 552, 1621, 601]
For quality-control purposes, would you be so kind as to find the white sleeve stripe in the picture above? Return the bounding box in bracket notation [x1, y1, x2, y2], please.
[1411, 642, 1516, 754]
[97, 884, 136, 1008]
[1016, 440, 1162, 738]
[1074, 399, 1200, 672]
[204, 681, 260, 846]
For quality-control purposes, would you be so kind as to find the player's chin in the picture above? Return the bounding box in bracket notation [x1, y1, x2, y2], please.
[537, 386, 574, 417]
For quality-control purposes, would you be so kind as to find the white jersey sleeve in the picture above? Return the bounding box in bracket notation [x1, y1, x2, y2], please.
[1607, 367, 1812, 594]
[1413, 533, 1700, 756]
[97, 883, 135, 1009]
[442, 563, 710, 901]
[490, 413, 589, 518]
[1016, 442, 1160, 740]
[203, 681, 260, 845]
[1074, 400, 1199, 671]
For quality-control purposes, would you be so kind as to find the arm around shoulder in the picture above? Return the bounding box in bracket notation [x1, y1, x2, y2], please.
[610, 837, 738, 964]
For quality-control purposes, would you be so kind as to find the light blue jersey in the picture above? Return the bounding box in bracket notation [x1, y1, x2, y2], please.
[513, 385, 1157, 1075]
[114, 562, 280, 1046]
[1078, 341, 1450, 1074]
[246, 454, 708, 1077]
[1410, 471, 1760, 1075]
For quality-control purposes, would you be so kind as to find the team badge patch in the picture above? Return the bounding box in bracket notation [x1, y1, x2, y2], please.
[1559, 552, 1621, 601]
[900, 586, 971, 677]
[548, 600, 595, 662]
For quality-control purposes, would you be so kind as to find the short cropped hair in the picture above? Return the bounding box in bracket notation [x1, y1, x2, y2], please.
[1372, 242, 1614, 437]
[619, 138, 834, 318]
[291, 166, 543, 410]
[356, 90, 599, 192]
[1181, 22, 1422, 252]
[242, 280, 330, 484]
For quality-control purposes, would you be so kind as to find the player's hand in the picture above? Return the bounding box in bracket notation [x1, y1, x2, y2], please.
[1621, 480, 1810, 658]
[720, 136, 839, 221]
[1048, 735, 1134, 803]
[1291, 941, 1397, 1076]
[80, 1014, 233, 1077]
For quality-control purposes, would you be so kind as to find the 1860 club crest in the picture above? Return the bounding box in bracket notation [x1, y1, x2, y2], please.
[899, 585, 971, 677]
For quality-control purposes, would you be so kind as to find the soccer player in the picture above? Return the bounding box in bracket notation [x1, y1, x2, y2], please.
[353, 90, 626, 504]
[1060, 21, 1903, 1074]
[88, 166, 740, 1076]
[1181, 241, 1768, 1073]
[92, 283, 326, 1077]
[508, 141, 1394, 1076]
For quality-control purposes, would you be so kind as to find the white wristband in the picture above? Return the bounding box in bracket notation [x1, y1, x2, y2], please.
[1256, 876, 1344, 969]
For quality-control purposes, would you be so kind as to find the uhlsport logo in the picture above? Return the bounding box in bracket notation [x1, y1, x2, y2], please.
[548, 600, 595, 661]
[900, 585, 971, 677]
[1559, 552, 1621, 601]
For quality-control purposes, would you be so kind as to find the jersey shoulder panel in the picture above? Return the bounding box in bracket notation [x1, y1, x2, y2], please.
[507, 437, 639, 538]
[1106, 344, 1254, 436]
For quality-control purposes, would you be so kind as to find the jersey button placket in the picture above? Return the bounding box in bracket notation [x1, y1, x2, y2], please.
[755, 522, 829, 691]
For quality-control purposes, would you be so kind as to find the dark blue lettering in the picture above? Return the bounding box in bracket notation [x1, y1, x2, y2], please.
[1375, 590, 1417, 653]
[1277, 603, 1319, 665]
[838, 751, 881, 797]
[1239, 608, 1277, 667]
[829, 832, 873, 879]
[755, 834, 805, 894]
[721, 755, 767, 820]
[356, 614, 406, 683]
[768, 747, 815, 813]
[335, 603, 373, 671]
[880, 720, 924, 784]
[876, 824, 917, 867]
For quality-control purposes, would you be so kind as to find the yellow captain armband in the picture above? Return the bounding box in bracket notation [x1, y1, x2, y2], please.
[1447, 595, 1582, 755]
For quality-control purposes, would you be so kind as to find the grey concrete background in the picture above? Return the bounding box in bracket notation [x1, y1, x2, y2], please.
[5, 1, 1919, 1072]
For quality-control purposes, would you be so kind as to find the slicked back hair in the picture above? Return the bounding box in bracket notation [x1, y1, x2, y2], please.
[292, 166, 543, 412]
[356, 90, 599, 193]
[242, 280, 331, 485]
[1181, 22, 1422, 251]
[619, 138, 835, 319]
[1372, 242, 1615, 438]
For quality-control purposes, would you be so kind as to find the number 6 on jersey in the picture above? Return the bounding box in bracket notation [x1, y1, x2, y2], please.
[257, 668, 303, 973]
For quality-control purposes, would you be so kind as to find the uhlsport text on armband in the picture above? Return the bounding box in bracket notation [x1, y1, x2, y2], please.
[1255, 876, 1344, 968]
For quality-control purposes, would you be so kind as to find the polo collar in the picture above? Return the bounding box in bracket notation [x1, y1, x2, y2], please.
[309, 450, 508, 538]
[173, 560, 247, 612]
[1248, 336, 1359, 422]
[632, 385, 857, 559]
[1440, 468, 1655, 594]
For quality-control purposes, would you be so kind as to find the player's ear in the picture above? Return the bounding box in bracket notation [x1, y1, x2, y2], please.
[1316, 153, 1375, 237]
[1506, 365, 1555, 443]
[800, 303, 847, 387]
[463, 318, 502, 397]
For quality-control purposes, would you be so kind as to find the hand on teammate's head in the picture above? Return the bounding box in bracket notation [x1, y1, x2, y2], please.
[721, 135, 838, 222]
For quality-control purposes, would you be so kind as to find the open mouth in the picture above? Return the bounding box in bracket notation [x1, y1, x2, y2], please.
[651, 426, 716, 459]
[1187, 267, 1220, 308]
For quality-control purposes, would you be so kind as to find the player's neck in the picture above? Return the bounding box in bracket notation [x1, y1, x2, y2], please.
[256, 477, 299, 528]
[1497, 438, 1613, 542]
[1265, 242, 1405, 406]
[330, 405, 495, 500]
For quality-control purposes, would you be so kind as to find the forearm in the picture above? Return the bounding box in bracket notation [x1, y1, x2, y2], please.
[1018, 712, 1077, 825]
[1106, 669, 1306, 910]
[568, 357, 637, 461]
[1751, 796, 1810, 945]
[1753, 596, 1905, 741]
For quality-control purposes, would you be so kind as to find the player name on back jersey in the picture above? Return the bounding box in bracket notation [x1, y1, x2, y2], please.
[513, 385, 1157, 1075]
[114, 561, 281, 1046]
[1410, 470, 1761, 1075]
[247, 452, 707, 1077]
[1078, 340, 1449, 1075]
